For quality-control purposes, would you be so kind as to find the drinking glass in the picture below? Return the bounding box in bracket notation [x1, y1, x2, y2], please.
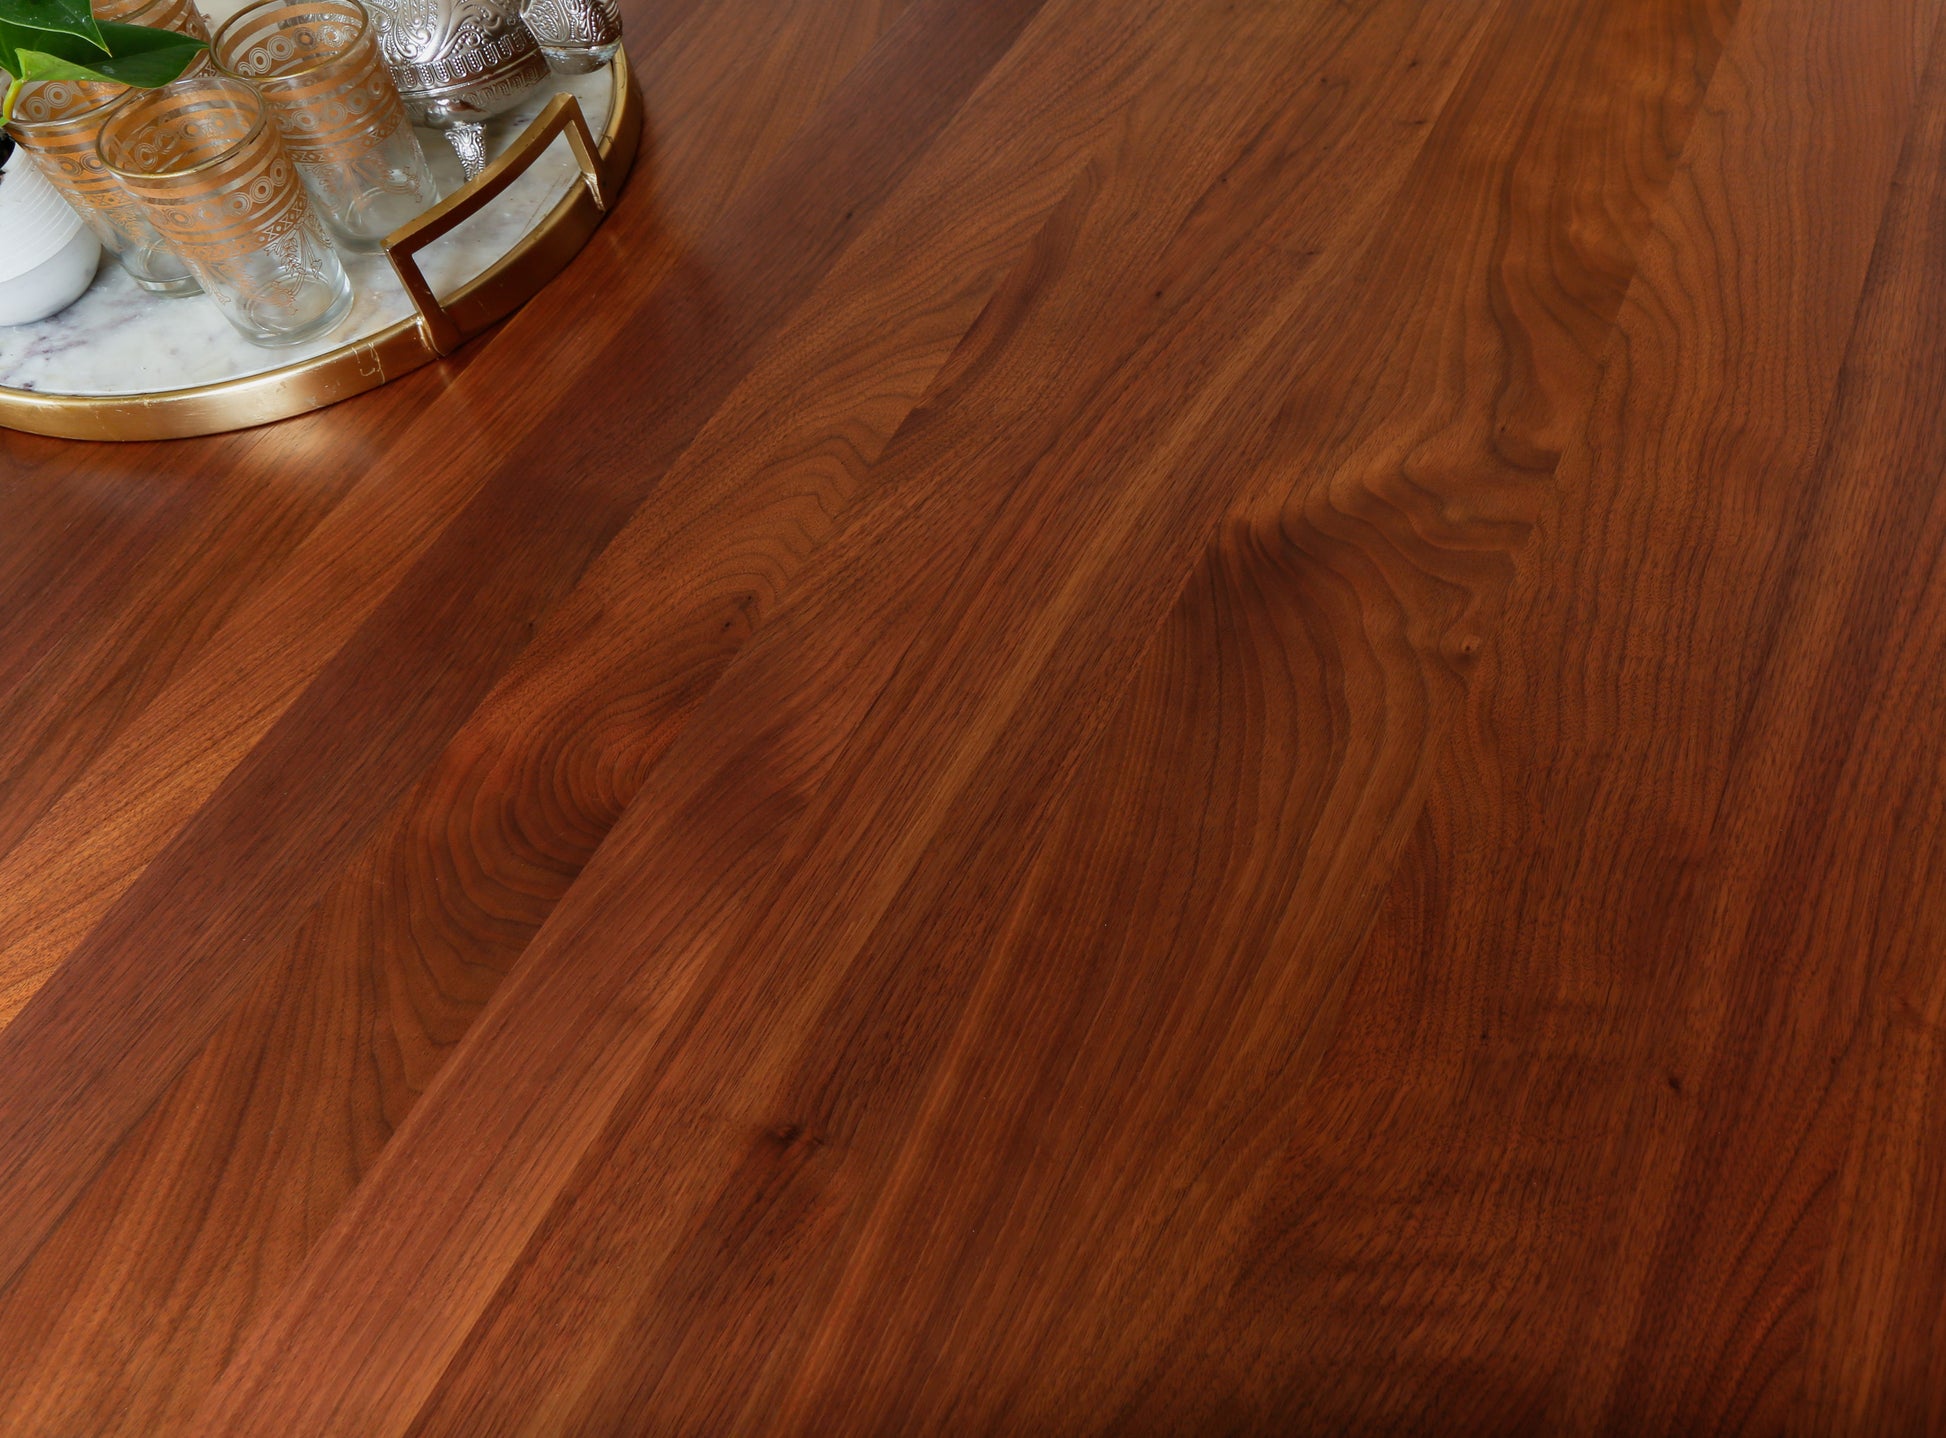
[212, 0, 434, 250]
[97, 73, 353, 345]
[520, 0, 621, 74]
[6, 79, 201, 294]
[96, 0, 210, 40]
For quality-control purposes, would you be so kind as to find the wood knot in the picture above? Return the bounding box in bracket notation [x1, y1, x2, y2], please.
[769, 1122, 826, 1151]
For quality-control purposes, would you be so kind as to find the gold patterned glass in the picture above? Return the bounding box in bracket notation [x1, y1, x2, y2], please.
[95, 0, 211, 40]
[98, 74, 353, 345]
[6, 79, 201, 294]
[212, 0, 434, 250]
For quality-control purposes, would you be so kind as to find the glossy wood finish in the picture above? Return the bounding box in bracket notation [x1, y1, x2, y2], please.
[4, 0, 1945, 1429]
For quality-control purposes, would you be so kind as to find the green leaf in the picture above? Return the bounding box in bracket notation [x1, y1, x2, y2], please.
[13, 22, 205, 90]
[0, 17, 39, 77]
[0, 0, 104, 54]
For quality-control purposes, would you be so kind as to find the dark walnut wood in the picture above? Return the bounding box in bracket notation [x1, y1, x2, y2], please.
[1, 0, 1942, 1429]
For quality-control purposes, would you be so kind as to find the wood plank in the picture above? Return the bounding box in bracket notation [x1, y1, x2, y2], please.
[0, 446, 355, 859]
[174, 0, 1739, 1428]
[1620, 29, 1946, 1430]
[714, 2, 1764, 1427]
[377, 0, 1760, 1430]
[1183, 0, 1940, 1429]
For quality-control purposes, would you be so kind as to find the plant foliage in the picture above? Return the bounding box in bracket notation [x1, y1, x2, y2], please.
[0, 0, 205, 126]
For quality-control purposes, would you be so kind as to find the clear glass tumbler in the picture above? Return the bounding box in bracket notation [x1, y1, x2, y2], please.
[96, 0, 211, 40]
[5, 79, 200, 295]
[211, 0, 435, 250]
[519, 0, 621, 74]
[97, 74, 354, 346]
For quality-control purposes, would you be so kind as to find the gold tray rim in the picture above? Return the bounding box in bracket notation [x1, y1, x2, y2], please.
[0, 47, 642, 443]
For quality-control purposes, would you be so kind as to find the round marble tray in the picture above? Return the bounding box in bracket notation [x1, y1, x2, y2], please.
[0, 48, 640, 440]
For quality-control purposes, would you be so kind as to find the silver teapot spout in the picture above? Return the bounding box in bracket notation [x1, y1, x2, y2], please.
[363, 0, 548, 177]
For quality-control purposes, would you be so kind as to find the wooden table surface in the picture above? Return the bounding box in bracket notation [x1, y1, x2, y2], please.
[5, 0, 1946, 1430]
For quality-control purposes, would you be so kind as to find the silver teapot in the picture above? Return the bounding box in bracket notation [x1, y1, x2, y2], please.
[363, 0, 550, 175]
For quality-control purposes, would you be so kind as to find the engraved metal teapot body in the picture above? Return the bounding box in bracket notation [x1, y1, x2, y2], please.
[363, 0, 548, 173]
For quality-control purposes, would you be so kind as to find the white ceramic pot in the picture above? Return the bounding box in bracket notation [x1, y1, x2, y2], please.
[0, 144, 102, 326]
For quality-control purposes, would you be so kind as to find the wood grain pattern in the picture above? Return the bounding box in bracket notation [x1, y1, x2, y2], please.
[4, 0, 1946, 1429]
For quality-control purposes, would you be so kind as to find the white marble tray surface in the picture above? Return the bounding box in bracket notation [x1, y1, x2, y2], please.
[0, 41, 614, 399]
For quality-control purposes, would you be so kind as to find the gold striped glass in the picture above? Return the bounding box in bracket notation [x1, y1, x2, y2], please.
[211, 0, 434, 250]
[97, 73, 353, 345]
[5, 78, 200, 294]
[95, 0, 211, 40]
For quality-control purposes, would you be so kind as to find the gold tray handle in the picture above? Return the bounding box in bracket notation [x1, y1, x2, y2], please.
[383, 93, 607, 356]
